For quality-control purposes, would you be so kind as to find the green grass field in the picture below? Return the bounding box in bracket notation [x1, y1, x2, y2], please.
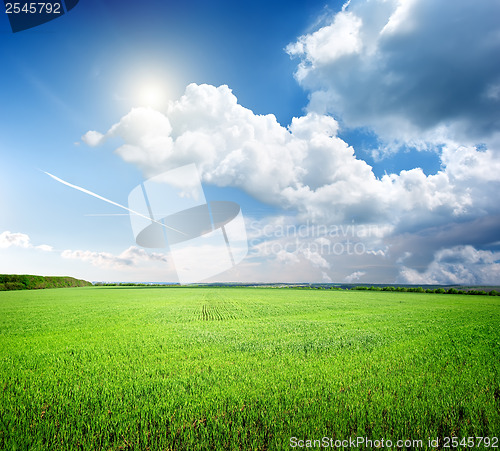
[0, 287, 499, 450]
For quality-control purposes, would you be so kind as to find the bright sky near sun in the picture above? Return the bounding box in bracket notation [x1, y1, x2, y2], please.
[1, 0, 499, 284]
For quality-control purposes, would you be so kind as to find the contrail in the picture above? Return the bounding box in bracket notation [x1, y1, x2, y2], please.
[43, 171, 185, 235]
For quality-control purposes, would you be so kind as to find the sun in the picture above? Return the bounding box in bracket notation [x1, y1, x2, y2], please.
[136, 81, 167, 109]
[116, 61, 181, 111]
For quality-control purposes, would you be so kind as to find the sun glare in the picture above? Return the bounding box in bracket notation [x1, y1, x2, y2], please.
[115, 60, 183, 111]
[136, 81, 166, 109]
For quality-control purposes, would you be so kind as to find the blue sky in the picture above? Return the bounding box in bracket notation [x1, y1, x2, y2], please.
[1, 0, 500, 284]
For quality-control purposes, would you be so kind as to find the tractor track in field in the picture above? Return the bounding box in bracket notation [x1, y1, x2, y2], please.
[196, 293, 245, 321]
[199, 302, 238, 321]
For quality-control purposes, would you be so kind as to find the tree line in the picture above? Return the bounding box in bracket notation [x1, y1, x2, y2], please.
[0, 274, 92, 291]
[351, 285, 499, 296]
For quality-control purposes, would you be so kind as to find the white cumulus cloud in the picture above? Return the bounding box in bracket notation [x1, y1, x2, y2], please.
[287, 10, 363, 70]
[0, 231, 53, 252]
[0, 231, 31, 249]
[83, 83, 499, 229]
[61, 246, 168, 270]
[345, 271, 366, 283]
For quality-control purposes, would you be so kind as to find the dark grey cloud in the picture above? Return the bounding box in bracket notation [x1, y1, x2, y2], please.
[288, 0, 500, 146]
[388, 215, 500, 271]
